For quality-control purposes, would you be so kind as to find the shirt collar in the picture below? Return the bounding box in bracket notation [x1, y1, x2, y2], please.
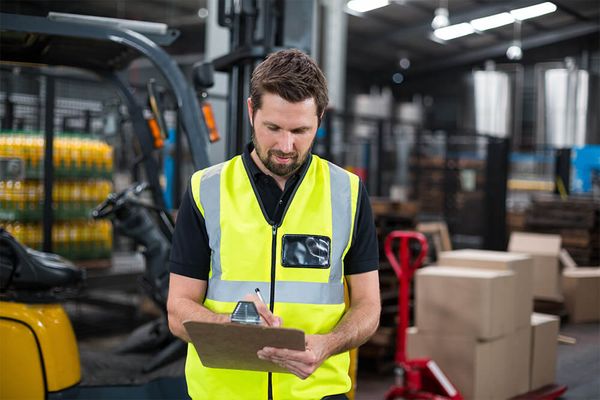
[242, 142, 310, 183]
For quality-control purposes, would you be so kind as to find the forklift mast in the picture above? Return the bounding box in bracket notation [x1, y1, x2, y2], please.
[213, 0, 318, 158]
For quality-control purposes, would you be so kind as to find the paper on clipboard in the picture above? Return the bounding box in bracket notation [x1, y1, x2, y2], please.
[183, 320, 306, 373]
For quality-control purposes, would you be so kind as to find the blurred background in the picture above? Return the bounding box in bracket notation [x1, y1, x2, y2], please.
[0, 1, 598, 399]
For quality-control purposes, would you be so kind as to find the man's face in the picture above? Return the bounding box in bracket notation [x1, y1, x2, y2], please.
[248, 93, 319, 178]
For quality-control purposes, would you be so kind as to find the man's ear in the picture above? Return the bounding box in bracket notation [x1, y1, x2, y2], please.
[247, 98, 254, 127]
[318, 111, 325, 126]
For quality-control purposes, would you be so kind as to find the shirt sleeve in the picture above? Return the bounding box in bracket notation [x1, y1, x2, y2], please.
[168, 184, 211, 280]
[343, 182, 379, 275]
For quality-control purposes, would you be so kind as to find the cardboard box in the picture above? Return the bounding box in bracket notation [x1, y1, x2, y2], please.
[506, 325, 532, 397]
[439, 249, 533, 329]
[407, 327, 511, 400]
[562, 268, 600, 323]
[416, 266, 515, 340]
[559, 249, 578, 270]
[530, 313, 560, 390]
[508, 232, 562, 301]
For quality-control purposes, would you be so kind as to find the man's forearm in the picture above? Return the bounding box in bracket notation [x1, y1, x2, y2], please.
[257, 298, 380, 380]
[323, 298, 381, 357]
[167, 298, 229, 342]
[255, 270, 381, 380]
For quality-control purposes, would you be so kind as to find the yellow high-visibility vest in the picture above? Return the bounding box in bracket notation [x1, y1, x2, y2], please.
[186, 154, 360, 399]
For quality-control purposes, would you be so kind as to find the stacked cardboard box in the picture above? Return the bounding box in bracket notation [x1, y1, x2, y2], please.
[530, 313, 560, 390]
[438, 250, 535, 396]
[508, 232, 562, 301]
[407, 327, 509, 399]
[562, 268, 600, 323]
[409, 266, 517, 399]
[438, 250, 533, 328]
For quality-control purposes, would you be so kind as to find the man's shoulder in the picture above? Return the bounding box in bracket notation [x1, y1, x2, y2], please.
[314, 156, 360, 181]
[190, 156, 240, 184]
[312, 154, 358, 178]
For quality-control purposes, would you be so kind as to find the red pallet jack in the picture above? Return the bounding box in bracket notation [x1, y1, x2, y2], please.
[383, 230, 568, 400]
[384, 231, 462, 400]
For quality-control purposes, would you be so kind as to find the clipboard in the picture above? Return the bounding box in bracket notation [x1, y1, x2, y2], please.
[183, 320, 306, 373]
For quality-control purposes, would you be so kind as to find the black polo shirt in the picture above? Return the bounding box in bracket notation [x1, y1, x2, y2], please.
[169, 144, 379, 280]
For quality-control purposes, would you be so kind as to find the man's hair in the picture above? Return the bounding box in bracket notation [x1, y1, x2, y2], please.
[250, 49, 328, 121]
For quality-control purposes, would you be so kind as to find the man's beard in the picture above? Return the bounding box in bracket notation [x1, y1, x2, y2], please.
[252, 132, 312, 177]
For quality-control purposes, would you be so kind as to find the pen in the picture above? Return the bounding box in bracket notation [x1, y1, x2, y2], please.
[255, 288, 265, 304]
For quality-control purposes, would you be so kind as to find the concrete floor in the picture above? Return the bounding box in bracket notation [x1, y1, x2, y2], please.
[355, 322, 600, 400]
[66, 298, 599, 399]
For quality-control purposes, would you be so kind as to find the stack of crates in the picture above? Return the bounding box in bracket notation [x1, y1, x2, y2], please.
[0, 131, 113, 260]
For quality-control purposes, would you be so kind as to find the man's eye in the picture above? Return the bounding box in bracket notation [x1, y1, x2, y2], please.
[268, 126, 279, 131]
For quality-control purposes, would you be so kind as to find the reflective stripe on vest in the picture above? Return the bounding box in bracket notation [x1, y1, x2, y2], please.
[199, 162, 225, 280]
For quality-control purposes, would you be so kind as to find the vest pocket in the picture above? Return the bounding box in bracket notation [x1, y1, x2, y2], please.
[281, 234, 331, 268]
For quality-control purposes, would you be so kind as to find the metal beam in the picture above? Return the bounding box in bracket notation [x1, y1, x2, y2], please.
[347, 32, 430, 58]
[408, 23, 599, 75]
[0, 12, 211, 170]
[109, 73, 166, 209]
[553, 0, 594, 22]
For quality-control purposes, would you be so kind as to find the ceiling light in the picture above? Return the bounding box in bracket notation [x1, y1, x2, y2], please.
[471, 12, 515, 31]
[510, 2, 557, 21]
[392, 72, 404, 84]
[347, 0, 389, 13]
[506, 42, 523, 60]
[197, 8, 209, 18]
[431, 7, 450, 29]
[399, 57, 411, 69]
[434, 23, 475, 41]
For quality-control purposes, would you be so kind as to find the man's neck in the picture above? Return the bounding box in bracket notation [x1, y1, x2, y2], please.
[250, 149, 288, 191]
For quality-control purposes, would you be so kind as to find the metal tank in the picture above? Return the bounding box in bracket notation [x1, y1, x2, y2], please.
[391, 100, 424, 201]
[536, 57, 591, 148]
[472, 67, 512, 138]
[462, 61, 525, 143]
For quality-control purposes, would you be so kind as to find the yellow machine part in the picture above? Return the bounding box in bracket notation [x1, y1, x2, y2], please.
[0, 318, 45, 399]
[0, 302, 81, 397]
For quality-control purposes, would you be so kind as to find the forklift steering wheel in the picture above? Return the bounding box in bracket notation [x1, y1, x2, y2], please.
[91, 182, 149, 219]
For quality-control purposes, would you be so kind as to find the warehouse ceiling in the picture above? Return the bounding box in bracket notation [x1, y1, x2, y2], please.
[0, 0, 208, 55]
[1, 0, 598, 82]
[346, 0, 600, 84]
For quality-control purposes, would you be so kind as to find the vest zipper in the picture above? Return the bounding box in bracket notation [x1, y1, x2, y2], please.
[268, 224, 277, 400]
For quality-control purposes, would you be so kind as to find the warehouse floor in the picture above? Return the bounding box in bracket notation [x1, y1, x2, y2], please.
[355, 321, 600, 400]
[65, 296, 599, 399]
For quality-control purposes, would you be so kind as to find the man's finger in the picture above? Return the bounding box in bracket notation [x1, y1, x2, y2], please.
[260, 347, 314, 364]
[242, 294, 280, 326]
[258, 352, 311, 379]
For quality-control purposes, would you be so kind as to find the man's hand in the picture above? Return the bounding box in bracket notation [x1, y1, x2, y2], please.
[242, 293, 282, 327]
[257, 334, 329, 379]
[167, 274, 230, 342]
[256, 270, 380, 379]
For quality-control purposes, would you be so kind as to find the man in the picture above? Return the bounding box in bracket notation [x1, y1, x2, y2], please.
[167, 49, 380, 400]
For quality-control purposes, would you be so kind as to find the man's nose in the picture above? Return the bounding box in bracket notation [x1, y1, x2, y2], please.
[278, 131, 294, 153]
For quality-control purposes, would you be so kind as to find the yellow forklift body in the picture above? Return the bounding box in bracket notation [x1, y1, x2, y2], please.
[0, 302, 81, 396]
[0, 318, 45, 399]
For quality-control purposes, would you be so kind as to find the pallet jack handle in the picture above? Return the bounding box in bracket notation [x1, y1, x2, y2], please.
[384, 231, 428, 365]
